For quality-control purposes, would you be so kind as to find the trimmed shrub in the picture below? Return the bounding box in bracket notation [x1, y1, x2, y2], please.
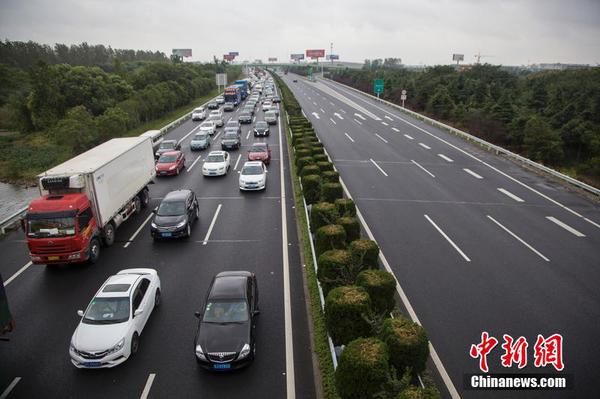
[396, 386, 441, 399]
[349, 239, 380, 268]
[317, 161, 334, 172]
[296, 156, 314, 172]
[295, 148, 311, 160]
[322, 170, 340, 183]
[313, 153, 329, 162]
[294, 143, 312, 152]
[322, 182, 344, 203]
[325, 286, 372, 345]
[317, 249, 352, 295]
[335, 198, 356, 217]
[338, 216, 361, 242]
[300, 164, 321, 177]
[311, 146, 325, 156]
[310, 202, 338, 232]
[357, 269, 396, 315]
[301, 174, 321, 204]
[312, 141, 324, 149]
[380, 316, 429, 375]
[315, 224, 346, 256]
[291, 133, 305, 144]
[335, 337, 390, 399]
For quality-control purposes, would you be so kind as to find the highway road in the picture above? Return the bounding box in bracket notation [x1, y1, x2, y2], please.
[0, 77, 316, 398]
[281, 72, 600, 398]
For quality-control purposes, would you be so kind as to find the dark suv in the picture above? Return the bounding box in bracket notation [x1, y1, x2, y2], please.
[194, 271, 259, 371]
[151, 190, 199, 240]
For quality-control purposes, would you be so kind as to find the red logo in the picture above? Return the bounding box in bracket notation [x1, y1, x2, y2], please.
[470, 331, 498, 373]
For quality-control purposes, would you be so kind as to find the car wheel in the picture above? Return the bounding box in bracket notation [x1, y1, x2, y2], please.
[102, 223, 115, 246]
[185, 223, 191, 238]
[130, 333, 140, 356]
[134, 195, 142, 214]
[139, 189, 150, 208]
[176, 167, 180, 176]
[88, 238, 100, 264]
[195, 206, 199, 220]
[154, 289, 161, 308]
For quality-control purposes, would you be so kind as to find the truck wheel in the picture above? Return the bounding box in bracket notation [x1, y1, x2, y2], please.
[134, 196, 142, 214]
[139, 189, 149, 208]
[102, 223, 115, 246]
[88, 238, 100, 264]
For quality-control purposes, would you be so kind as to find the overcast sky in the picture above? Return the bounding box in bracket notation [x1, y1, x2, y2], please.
[1, 0, 599, 66]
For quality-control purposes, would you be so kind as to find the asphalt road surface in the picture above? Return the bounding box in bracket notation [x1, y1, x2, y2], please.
[0, 77, 316, 399]
[281, 72, 600, 399]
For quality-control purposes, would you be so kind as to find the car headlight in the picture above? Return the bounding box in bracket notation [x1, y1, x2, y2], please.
[195, 345, 207, 360]
[218, 167, 225, 171]
[70, 341, 77, 353]
[108, 338, 125, 354]
[169, 165, 177, 170]
[151, 222, 157, 229]
[238, 343, 251, 360]
[176, 220, 187, 228]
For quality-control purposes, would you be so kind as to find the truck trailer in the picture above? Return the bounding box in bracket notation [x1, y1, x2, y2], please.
[24, 137, 155, 266]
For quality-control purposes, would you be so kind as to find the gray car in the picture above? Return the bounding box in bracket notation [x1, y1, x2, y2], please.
[190, 132, 211, 151]
[221, 131, 241, 150]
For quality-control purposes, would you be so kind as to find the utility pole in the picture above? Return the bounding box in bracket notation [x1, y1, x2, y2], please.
[330, 42, 333, 64]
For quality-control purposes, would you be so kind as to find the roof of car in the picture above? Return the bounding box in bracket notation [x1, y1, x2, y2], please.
[162, 139, 177, 144]
[209, 272, 251, 300]
[243, 161, 264, 167]
[208, 150, 227, 156]
[160, 150, 181, 157]
[163, 189, 191, 201]
[250, 142, 268, 148]
[98, 274, 140, 297]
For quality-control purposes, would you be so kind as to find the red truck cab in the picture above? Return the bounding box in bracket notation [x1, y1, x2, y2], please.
[25, 193, 99, 265]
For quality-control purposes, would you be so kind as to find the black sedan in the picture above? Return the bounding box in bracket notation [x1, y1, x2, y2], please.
[194, 271, 259, 371]
[151, 190, 199, 240]
[207, 101, 219, 110]
[238, 111, 253, 124]
[253, 121, 270, 137]
[272, 96, 281, 103]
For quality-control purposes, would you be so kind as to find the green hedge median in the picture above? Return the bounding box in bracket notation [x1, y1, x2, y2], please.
[325, 286, 372, 345]
[316, 224, 347, 256]
[349, 239, 380, 268]
[357, 269, 396, 315]
[380, 316, 429, 375]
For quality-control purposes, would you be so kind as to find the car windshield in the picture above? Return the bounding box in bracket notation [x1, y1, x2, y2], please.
[266, 112, 276, 117]
[193, 133, 207, 140]
[158, 155, 177, 163]
[226, 122, 238, 128]
[242, 165, 263, 175]
[160, 142, 175, 149]
[224, 133, 238, 139]
[194, 108, 204, 113]
[256, 122, 268, 129]
[157, 200, 185, 216]
[200, 122, 213, 128]
[241, 112, 251, 117]
[203, 300, 249, 323]
[206, 154, 225, 162]
[27, 217, 75, 237]
[208, 116, 219, 121]
[250, 145, 266, 153]
[83, 297, 130, 325]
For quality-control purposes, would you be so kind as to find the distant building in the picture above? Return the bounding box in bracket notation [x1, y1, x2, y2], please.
[529, 63, 591, 71]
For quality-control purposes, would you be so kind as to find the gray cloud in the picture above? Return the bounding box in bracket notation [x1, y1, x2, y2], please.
[0, 0, 598, 65]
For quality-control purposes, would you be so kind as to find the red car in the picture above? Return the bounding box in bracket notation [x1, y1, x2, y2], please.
[247, 143, 271, 165]
[156, 151, 185, 176]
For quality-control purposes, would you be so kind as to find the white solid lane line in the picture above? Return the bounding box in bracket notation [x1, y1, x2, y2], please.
[354, 113, 366, 120]
[584, 217, 600, 229]
[246, 130, 251, 140]
[381, 121, 389, 126]
[202, 203, 222, 245]
[177, 125, 201, 145]
[375, 133, 388, 143]
[329, 118, 337, 125]
[344, 133, 355, 143]
[546, 216, 586, 237]
[369, 158, 388, 176]
[5, 262, 32, 287]
[139, 373, 156, 399]
[498, 188, 524, 202]
[384, 115, 393, 121]
[123, 212, 155, 248]
[392, 127, 400, 132]
[463, 168, 483, 179]
[424, 215, 471, 262]
[438, 154, 454, 162]
[412, 160, 435, 178]
[311, 112, 320, 120]
[213, 131, 222, 141]
[419, 143, 431, 150]
[187, 154, 202, 172]
[404, 134, 414, 140]
[0, 377, 21, 399]
[233, 154, 242, 170]
[275, 100, 296, 399]
[487, 215, 550, 261]
[353, 119, 362, 125]
[334, 112, 344, 120]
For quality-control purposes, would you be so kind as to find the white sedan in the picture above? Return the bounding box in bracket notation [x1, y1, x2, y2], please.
[239, 161, 267, 191]
[202, 151, 231, 176]
[199, 121, 216, 136]
[69, 269, 161, 368]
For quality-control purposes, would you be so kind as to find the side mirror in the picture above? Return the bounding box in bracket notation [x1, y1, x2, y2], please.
[134, 309, 143, 317]
[20, 217, 26, 232]
[253, 310, 261, 316]
[77, 310, 84, 317]
[152, 209, 157, 214]
[194, 311, 202, 319]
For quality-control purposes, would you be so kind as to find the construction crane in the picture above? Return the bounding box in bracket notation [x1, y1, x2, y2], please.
[474, 51, 494, 64]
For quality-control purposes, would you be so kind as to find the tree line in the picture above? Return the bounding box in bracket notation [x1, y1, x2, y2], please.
[315, 63, 599, 186]
[0, 41, 241, 183]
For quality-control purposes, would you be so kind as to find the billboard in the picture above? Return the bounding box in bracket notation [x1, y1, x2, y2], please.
[229, 51, 239, 56]
[268, 57, 277, 62]
[306, 49, 325, 59]
[327, 54, 340, 60]
[452, 54, 464, 62]
[223, 54, 235, 61]
[291, 53, 305, 61]
[172, 49, 192, 57]
[215, 73, 227, 86]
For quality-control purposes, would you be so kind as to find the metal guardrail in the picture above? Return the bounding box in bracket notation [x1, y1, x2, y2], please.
[320, 77, 600, 196]
[0, 207, 27, 234]
[152, 93, 222, 140]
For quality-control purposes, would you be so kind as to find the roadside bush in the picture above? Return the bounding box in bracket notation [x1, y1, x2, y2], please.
[301, 174, 321, 205]
[335, 198, 356, 217]
[315, 224, 347, 256]
[317, 161, 334, 172]
[310, 202, 338, 232]
[380, 316, 429, 375]
[294, 143, 312, 153]
[313, 153, 329, 162]
[338, 216, 361, 242]
[300, 164, 321, 177]
[295, 148, 312, 160]
[322, 182, 344, 203]
[325, 286, 372, 345]
[357, 269, 396, 315]
[322, 170, 340, 183]
[312, 141, 324, 149]
[317, 249, 352, 295]
[296, 156, 314, 172]
[396, 386, 441, 399]
[311, 146, 325, 156]
[291, 133, 305, 145]
[350, 239, 380, 268]
[335, 337, 390, 399]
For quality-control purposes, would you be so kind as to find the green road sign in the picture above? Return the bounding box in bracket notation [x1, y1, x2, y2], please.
[374, 79, 384, 94]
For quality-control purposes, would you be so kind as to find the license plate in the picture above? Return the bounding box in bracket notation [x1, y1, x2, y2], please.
[84, 362, 101, 368]
[210, 172, 216, 175]
[213, 363, 231, 370]
[48, 256, 59, 261]
[162, 232, 172, 237]
[160, 171, 166, 175]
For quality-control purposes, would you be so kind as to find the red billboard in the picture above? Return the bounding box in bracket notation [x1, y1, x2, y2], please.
[223, 54, 235, 61]
[268, 57, 277, 62]
[306, 49, 325, 59]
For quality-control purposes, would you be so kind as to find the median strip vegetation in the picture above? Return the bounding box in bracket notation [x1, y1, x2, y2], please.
[273, 72, 441, 399]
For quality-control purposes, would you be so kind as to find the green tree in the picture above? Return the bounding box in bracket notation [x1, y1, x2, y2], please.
[523, 116, 563, 164]
[427, 86, 454, 120]
[51, 106, 96, 152]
